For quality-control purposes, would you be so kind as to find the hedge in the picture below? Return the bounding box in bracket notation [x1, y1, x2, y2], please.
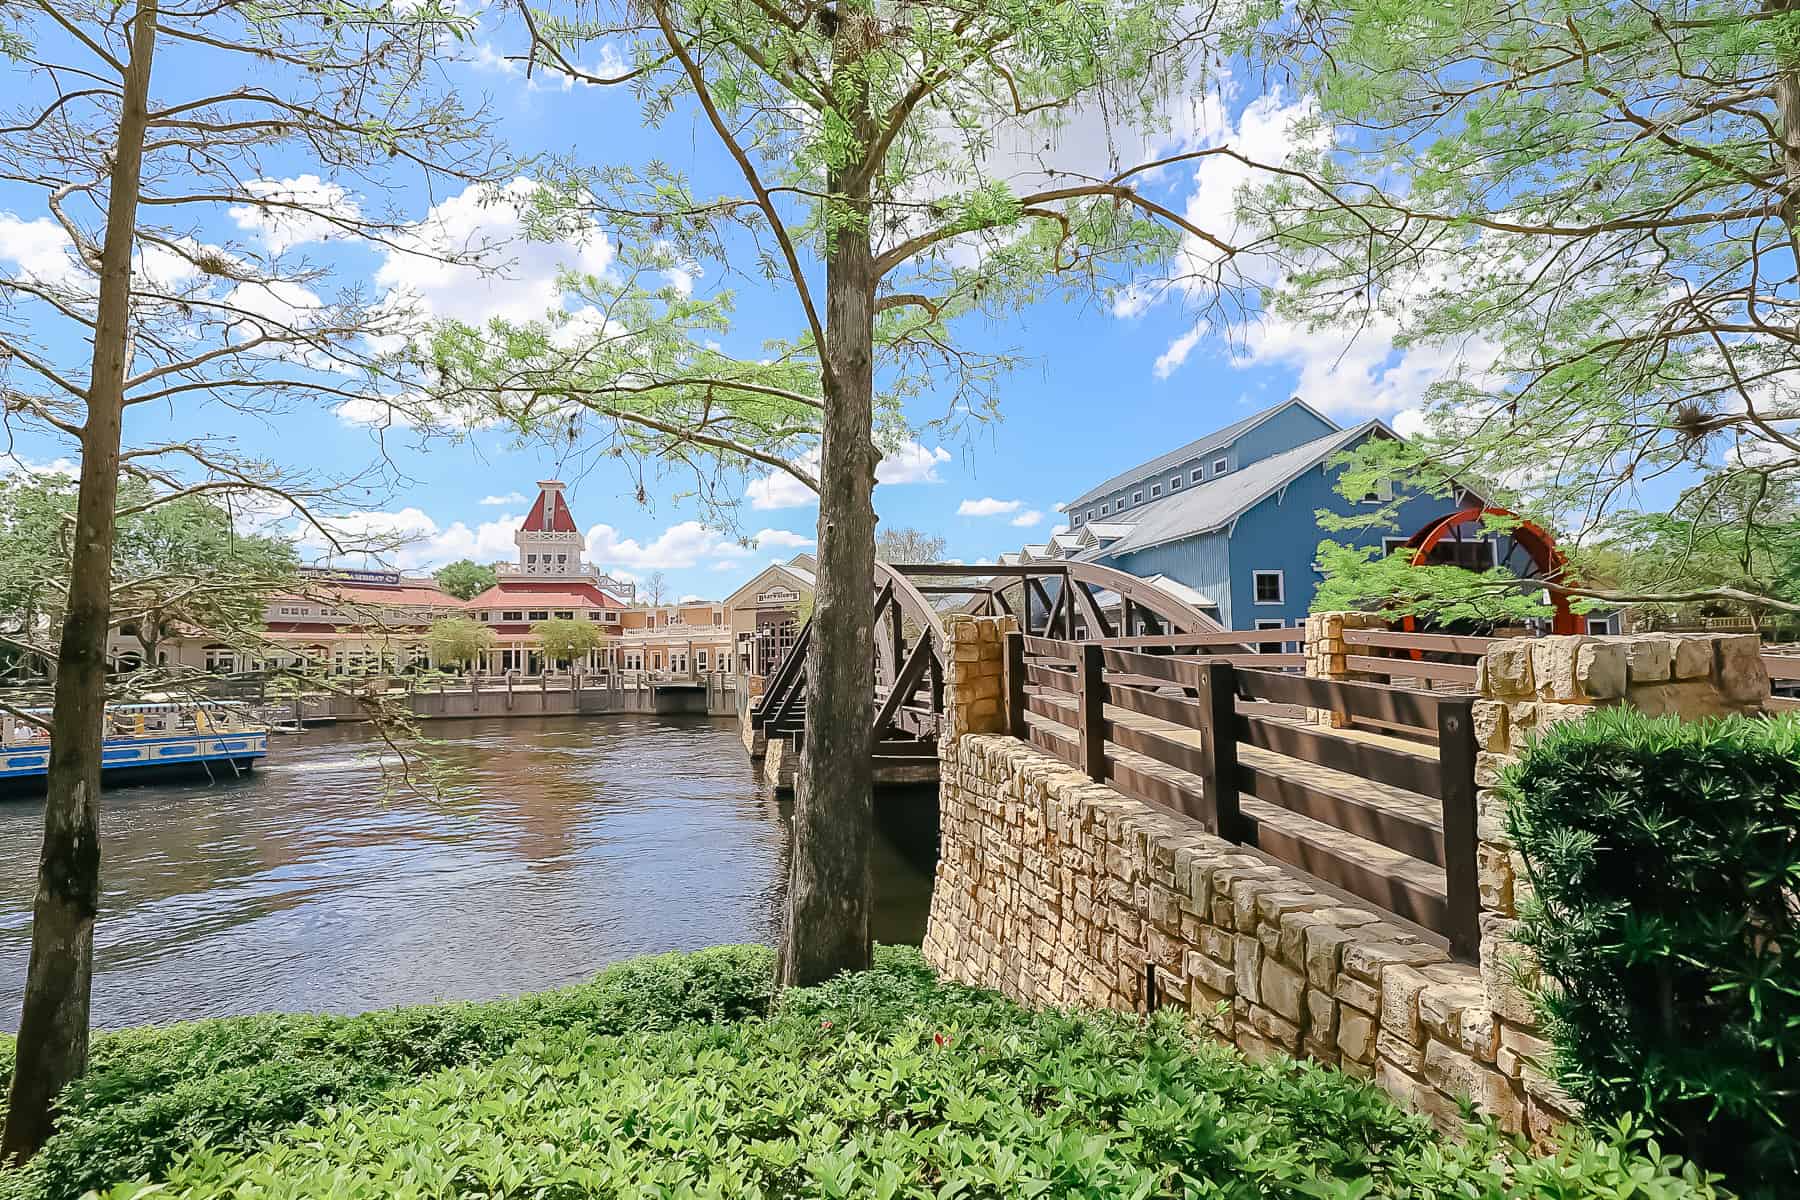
[1505, 707, 1800, 1196]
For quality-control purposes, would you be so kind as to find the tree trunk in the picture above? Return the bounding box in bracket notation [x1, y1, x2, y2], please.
[3, 0, 158, 1163]
[778, 16, 878, 988]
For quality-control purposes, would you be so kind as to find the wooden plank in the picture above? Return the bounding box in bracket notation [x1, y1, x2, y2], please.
[1236, 762, 1444, 866]
[1767, 694, 1800, 711]
[1342, 629, 1497, 656]
[1026, 693, 1075, 724]
[1345, 655, 1478, 686]
[1436, 700, 1481, 963]
[1027, 721, 1080, 766]
[870, 631, 934, 749]
[1105, 757, 1221, 828]
[1099, 645, 1186, 684]
[1237, 713, 1446, 800]
[1024, 662, 1079, 692]
[1025, 577, 1058, 637]
[1005, 631, 1028, 739]
[1234, 667, 1443, 732]
[1020, 633, 1069, 657]
[1105, 683, 1203, 727]
[1763, 656, 1800, 681]
[1078, 643, 1106, 781]
[1106, 718, 1209, 777]
[1196, 661, 1240, 837]
[1238, 813, 1449, 934]
[1085, 629, 1300, 650]
[894, 563, 1048, 578]
[1074, 580, 1116, 639]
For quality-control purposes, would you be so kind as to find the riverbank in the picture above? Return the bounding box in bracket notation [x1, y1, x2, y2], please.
[0, 946, 1717, 1200]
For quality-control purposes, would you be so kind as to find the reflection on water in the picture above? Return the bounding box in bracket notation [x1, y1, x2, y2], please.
[0, 714, 936, 1031]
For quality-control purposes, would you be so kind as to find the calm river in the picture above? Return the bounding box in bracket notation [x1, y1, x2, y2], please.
[0, 714, 936, 1031]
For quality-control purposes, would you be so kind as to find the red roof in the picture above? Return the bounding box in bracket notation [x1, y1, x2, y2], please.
[275, 583, 458, 606]
[521, 484, 579, 533]
[464, 580, 626, 609]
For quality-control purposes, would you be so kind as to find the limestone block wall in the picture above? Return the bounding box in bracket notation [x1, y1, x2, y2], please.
[941, 614, 1017, 739]
[927, 616, 1766, 1141]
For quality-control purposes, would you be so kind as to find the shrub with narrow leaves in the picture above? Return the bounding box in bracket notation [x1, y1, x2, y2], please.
[0, 945, 774, 1200]
[1505, 708, 1800, 1196]
[4, 948, 1722, 1200]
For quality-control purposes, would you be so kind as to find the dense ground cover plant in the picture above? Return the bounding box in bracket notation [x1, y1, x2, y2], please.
[0, 948, 1716, 1199]
[0, 946, 773, 1200]
[1506, 708, 1800, 1196]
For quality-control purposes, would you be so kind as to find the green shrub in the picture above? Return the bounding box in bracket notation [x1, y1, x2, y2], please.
[3, 945, 773, 1200]
[1504, 707, 1800, 1195]
[53, 949, 1718, 1200]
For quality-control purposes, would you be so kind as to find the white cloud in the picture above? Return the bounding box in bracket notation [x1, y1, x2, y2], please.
[746, 449, 820, 510]
[877, 440, 953, 485]
[958, 497, 1022, 516]
[679, 593, 703, 603]
[745, 439, 951, 509]
[1154, 325, 1204, 380]
[1010, 510, 1044, 528]
[0, 454, 77, 478]
[299, 508, 521, 572]
[229, 175, 360, 254]
[753, 527, 814, 549]
[375, 178, 614, 329]
[586, 520, 751, 571]
[481, 491, 528, 506]
[0, 214, 81, 286]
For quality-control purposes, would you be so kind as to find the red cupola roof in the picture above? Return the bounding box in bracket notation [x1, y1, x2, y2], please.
[521, 480, 579, 533]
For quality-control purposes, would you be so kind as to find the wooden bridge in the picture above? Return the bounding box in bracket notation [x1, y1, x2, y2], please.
[749, 561, 1238, 784]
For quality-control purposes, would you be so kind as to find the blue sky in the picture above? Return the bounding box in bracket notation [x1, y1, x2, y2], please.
[0, 16, 1447, 605]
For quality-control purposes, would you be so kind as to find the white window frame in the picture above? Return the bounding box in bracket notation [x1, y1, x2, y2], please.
[1169, 474, 1182, 490]
[1252, 570, 1285, 605]
[1382, 537, 1412, 558]
[1585, 617, 1613, 636]
[1132, 489, 1144, 504]
[1191, 467, 1203, 484]
[1151, 483, 1162, 497]
[1361, 479, 1395, 504]
[1212, 455, 1229, 475]
[1253, 617, 1288, 653]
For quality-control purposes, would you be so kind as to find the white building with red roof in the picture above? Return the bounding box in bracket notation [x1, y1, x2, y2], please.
[109, 480, 745, 679]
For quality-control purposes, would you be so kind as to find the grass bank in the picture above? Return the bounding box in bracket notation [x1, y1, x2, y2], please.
[2, 947, 1718, 1199]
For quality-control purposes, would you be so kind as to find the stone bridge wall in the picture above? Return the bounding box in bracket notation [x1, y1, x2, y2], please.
[923, 614, 1769, 1140]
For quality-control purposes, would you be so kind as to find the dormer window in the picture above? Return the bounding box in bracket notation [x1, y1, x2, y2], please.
[1151, 484, 1161, 497]
[1132, 489, 1143, 504]
[1212, 456, 1229, 475]
[1191, 468, 1203, 484]
[1170, 475, 1181, 490]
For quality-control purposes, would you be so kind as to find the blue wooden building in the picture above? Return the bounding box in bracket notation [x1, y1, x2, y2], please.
[1018, 398, 1545, 634]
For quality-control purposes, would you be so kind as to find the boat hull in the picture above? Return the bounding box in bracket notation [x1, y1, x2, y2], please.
[0, 731, 268, 794]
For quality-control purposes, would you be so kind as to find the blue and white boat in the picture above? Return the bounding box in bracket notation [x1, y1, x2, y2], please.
[1, 702, 268, 791]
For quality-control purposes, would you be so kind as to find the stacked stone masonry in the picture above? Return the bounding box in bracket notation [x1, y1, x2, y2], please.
[926, 615, 1769, 1142]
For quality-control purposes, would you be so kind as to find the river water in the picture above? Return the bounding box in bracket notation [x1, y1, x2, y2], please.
[0, 714, 937, 1031]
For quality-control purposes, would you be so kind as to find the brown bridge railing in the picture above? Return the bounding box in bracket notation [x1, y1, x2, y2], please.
[1006, 631, 1481, 962]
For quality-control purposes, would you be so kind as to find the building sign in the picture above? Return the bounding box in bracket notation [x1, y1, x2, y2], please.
[756, 585, 799, 605]
[298, 566, 402, 586]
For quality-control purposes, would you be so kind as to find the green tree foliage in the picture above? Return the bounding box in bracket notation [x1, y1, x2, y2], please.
[424, 616, 495, 670]
[530, 617, 603, 667]
[431, 560, 498, 602]
[1238, 1, 1800, 621]
[1504, 709, 1800, 1194]
[424, 0, 1249, 986]
[0, 476, 297, 681]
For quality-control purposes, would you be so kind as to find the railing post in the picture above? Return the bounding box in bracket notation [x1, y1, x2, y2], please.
[1078, 641, 1106, 782]
[1196, 661, 1240, 838]
[1004, 631, 1027, 739]
[1436, 699, 1481, 962]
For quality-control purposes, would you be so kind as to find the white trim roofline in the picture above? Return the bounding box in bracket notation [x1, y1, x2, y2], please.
[1062, 396, 1340, 513]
